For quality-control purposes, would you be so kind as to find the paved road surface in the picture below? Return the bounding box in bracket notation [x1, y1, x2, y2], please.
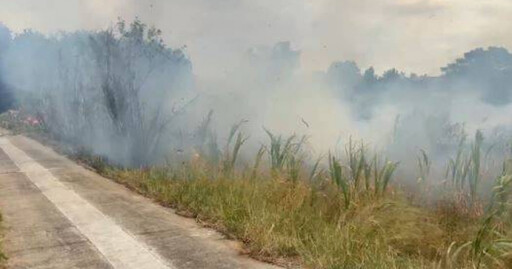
[0, 128, 278, 269]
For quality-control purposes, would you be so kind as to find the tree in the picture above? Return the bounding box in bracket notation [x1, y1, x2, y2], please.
[89, 19, 193, 166]
[326, 61, 362, 96]
[441, 47, 512, 105]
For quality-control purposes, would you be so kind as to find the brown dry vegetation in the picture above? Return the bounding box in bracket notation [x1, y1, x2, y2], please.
[96, 165, 504, 268]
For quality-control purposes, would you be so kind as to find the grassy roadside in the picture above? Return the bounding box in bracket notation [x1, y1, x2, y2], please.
[2, 112, 512, 268]
[101, 167, 461, 268]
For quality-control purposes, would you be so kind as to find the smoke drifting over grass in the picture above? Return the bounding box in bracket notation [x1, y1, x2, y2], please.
[0, 20, 194, 166]
[1, 19, 512, 174]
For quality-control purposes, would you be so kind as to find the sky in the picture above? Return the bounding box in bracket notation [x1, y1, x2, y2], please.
[1, 0, 512, 78]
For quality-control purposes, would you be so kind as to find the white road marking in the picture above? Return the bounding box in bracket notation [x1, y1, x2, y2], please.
[0, 137, 175, 269]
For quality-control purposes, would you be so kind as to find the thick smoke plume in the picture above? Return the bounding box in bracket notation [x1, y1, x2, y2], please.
[0, 20, 193, 166]
[1, 20, 512, 178]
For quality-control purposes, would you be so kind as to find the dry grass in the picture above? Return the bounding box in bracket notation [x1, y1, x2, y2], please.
[94, 162, 495, 269]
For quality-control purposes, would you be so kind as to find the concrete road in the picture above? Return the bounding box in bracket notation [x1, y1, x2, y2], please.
[0, 128, 279, 269]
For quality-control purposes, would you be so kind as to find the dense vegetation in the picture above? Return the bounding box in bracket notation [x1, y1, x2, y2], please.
[88, 131, 512, 268]
[2, 19, 512, 268]
[3, 111, 512, 268]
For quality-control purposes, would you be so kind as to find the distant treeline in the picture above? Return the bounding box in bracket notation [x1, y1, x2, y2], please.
[325, 47, 512, 119]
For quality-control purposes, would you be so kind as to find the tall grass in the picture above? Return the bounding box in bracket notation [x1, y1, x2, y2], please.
[222, 120, 249, 176]
[446, 130, 485, 203]
[417, 149, 431, 183]
[467, 130, 484, 202]
[443, 160, 512, 268]
[472, 161, 512, 267]
[328, 141, 399, 209]
[264, 129, 307, 182]
[4, 112, 512, 268]
[446, 134, 468, 189]
[99, 128, 512, 268]
[328, 153, 350, 208]
[251, 145, 266, 179]
[107, 164, 447, 268]
[194, 110, 221, 163]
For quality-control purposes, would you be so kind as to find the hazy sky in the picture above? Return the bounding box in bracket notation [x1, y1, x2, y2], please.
[1, 0, 511, 78]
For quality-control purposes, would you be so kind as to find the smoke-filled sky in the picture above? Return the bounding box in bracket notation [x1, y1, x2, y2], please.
[1, 0, 512, 78]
